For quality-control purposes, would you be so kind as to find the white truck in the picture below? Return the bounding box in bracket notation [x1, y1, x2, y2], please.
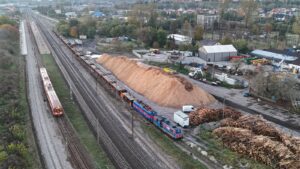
[182, 105, 195, 113]
[174, 111, 189, 128]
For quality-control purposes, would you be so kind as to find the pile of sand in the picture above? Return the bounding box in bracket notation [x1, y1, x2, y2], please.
[97, 54, 215, 108]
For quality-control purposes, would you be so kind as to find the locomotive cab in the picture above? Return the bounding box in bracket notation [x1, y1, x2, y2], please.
[53, 107, 63, 116]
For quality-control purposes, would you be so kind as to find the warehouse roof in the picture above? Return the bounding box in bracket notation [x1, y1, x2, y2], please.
[250, 49, 298, 62]
[202, 45, 237, 54]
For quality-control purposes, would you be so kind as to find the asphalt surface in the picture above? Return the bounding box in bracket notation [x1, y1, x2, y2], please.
[24, 18, 72, 169]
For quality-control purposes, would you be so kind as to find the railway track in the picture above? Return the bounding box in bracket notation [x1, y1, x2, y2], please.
[26, 13, 94, 169]
[34, 13, 163, 169]
[24, 15, 66, 169]
[57, 118, 93, 169]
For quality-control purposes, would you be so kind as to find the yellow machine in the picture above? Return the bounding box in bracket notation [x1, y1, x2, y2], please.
[251, 58, 270, 65]
[163, 67, 176, 74]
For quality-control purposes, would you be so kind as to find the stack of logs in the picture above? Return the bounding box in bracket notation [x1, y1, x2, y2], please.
[189, 107, 241, 126]
[213, 115, 300, 168]
[220, 115, 282, 140]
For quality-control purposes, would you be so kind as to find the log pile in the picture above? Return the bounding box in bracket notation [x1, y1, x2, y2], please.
[189, 107, 241, 126]
[220, 115, 300, 155]
[280, 134, 300, 155]
[213, 127, 300, 169]
[220, 115, 282, 140]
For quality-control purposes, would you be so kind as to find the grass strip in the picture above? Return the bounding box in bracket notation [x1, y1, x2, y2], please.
[142, 124, 207, 169]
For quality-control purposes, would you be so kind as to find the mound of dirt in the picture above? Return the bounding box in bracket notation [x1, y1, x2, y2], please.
[97, 54, 215, 108]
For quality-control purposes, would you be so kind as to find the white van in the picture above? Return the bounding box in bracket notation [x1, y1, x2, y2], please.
[182, 105, 195, 113]
[174, 111, 189, 128]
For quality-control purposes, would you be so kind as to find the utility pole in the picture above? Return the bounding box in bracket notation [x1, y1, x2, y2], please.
[97, 118, 100, 143]
[223, 96, 226, 119]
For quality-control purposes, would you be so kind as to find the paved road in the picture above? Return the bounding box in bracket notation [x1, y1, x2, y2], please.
[185, 75, 300, 131]
[24, 18, 73, 169]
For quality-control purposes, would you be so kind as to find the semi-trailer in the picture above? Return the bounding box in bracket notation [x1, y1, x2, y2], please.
[174, 111, 189, 128]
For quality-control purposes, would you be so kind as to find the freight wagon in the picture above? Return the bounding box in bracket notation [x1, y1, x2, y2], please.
[40, 67, 64, 116]
[53, 31, 183, 139]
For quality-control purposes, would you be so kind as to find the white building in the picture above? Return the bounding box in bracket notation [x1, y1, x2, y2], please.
[197, 14, 219, 29]
[65, 12, 77, 19]
[199, 45, 237, 62]
[167, 34, 192, 45]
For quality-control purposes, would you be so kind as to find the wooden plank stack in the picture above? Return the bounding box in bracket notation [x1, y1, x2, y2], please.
[189, 107, 241, 126]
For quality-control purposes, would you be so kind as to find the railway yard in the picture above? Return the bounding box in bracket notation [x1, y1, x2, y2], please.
[18, 9, 300, 169]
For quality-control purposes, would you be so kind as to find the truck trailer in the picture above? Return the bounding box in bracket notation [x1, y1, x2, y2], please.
[174, 111, 189, 127]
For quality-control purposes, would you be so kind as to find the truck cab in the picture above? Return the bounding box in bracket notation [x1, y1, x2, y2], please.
[182, 105, 195, 113]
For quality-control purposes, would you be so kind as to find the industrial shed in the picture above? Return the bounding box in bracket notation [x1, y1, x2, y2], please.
[199, 45, 237, 62]
[250, 49, 298, 62]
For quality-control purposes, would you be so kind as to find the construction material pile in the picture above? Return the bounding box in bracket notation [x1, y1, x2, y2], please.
[97, 55, 215, 108]
[189, 107, 241, 126]
[213, 127, 300, 169]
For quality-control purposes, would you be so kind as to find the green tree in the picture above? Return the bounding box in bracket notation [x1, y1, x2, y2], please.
[69, 26, 78, 38]
[156, 29, 167, 48]
[166, 37, 177, 50]
[251, 24, 260, 35]
[87, 27, 96, 38]
[110, 25, 123, 37]
[57, 21, 69, 36]
[194, 25, 204, 41]
[220, 36, 232, 44]
[69, 19, 79, 27]
[277, 23, 288, 40]
[148, 12, 158, 28]
[137, 27, 157, 47]
[169, 21, 178, 33]
[241, 0, 258, 28]
[233, 39, 249, 54]
[182, 20, 192, 37]
[292, 18, 300, 45]
[128, 3, 156, 28]
[219, 0, 230, 20]
[264, 23, 273, 37]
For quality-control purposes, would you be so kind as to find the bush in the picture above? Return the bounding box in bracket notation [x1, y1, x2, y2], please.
[0, 151, 8, 163]
[7, 143, 28, 158]
[9, 124, 25, 141]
